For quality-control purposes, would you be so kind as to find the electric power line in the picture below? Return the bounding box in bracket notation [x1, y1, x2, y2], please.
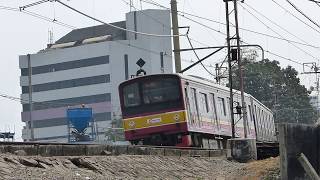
[120, 0, 211, 47]
[307, 0, 320, 3]
[54, 0, 185, 38]
[265, 50, 304, 65]
[0, 5, 76, 29]
[240, 3, 320, 62]
[141, 0, 310, 67]
[286, 0, 320, 29]
[2, 1, 309, 72]
[186, 35, 216, 76]
[271, 0, 320, 35]
[243, 2, 320, 52]
[140, 0, 320, 49]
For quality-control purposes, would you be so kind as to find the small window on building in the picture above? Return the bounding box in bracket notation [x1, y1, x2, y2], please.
[160, 52, 164, 73]
[124, 54, 129, 80]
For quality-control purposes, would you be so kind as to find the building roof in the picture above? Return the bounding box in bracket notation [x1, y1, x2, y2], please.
[56, 21, 127, 44]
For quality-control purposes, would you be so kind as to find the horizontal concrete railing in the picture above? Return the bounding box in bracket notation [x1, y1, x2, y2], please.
[0, 144, 226, 157]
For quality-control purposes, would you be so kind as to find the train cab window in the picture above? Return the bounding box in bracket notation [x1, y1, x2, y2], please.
[123, 83, 141, 107]
[142, 78, 180, 104]
[120, 76, 183, 117]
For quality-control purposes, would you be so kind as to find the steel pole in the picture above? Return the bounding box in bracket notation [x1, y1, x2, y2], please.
[234, 0, 248, 138]
[225, 0, 236, 138]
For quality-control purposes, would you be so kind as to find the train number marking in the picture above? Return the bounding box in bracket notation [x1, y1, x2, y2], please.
[147, 118, 162, 124]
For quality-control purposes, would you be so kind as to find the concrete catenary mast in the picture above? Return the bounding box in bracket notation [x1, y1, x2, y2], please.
[171, 0, 182, 73]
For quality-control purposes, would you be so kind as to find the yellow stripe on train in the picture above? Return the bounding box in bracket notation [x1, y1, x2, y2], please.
[123, 110, 187, 131]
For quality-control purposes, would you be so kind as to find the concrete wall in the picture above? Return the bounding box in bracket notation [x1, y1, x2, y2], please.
[0, 144, 226, 157]
[279, 123, 320, 180]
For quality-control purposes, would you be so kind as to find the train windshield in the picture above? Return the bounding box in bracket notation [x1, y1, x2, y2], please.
[121, 76, 183, 117]
[142, 79, 180, 104]
[123, 83, 141, 107]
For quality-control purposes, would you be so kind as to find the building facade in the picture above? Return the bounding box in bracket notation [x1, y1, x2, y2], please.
[19, 9, 174, 142]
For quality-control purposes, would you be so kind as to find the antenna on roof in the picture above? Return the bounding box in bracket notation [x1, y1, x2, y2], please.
[48, 29, 54, 45]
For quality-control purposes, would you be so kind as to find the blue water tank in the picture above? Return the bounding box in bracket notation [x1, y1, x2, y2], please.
[67, 108, 93, 133]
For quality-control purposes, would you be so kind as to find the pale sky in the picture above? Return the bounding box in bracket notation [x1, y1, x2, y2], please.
[0, 0, 319, 141]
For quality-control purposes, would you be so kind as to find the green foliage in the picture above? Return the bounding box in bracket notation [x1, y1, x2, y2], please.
[232, 59, 317, 124]
[105, 114, 125, 142]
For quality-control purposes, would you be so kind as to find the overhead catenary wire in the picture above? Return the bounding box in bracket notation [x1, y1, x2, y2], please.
[120, 0, 211, 47]
[0, 93, 123, 110]
[286, 0, 320, 29]
[240, 3, 320, 62]
[265, 50, 304, 65]
[140, 0, 320, 49]
[243, 2, 320, 51]
[141, 0, 308, 67]
[141, 0, 227, 38]
[0, 5, 76, 29]
[307, 0, 320, 3]
[54, 0, 185, 38]
[3, 1, 309, 72]
[19, 0, 51, 10]
[271, 0, 320, 35]
[142, 0, 320, 59]
[186, 34, 216, 77]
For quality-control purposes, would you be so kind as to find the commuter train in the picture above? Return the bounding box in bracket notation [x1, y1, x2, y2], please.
[119, 74, 277, 148]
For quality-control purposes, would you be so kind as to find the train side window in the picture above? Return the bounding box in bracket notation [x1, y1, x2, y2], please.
[218, 97, 226, 116]
[248, 105, 253, 121]
[192, 88, 199, 113]
[199, 92, 209, 113]
[210, 93, 217, 118]
[190, 88, 200, 123]
[253, 105, 258, 133]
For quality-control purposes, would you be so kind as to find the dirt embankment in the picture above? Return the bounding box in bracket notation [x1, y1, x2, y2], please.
[0, 153, 279, 180]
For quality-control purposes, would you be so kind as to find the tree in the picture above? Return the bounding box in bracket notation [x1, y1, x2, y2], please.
[232, 58, 317, 124]
[105, 113, 125, 143]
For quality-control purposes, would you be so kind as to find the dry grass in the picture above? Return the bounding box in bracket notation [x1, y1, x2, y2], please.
[237, 157, 280, 180]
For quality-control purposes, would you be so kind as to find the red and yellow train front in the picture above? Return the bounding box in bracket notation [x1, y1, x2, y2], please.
[119, 74, 188, 145]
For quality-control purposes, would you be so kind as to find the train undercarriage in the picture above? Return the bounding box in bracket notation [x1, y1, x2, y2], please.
[129, 132, 229, 149]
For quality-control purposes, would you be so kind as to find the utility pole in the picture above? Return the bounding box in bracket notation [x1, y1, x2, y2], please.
[171, 0, 182, 73]
[224, 0, 248, 138]
[234, 0, 248, 138]
[225, 0, 236, 138]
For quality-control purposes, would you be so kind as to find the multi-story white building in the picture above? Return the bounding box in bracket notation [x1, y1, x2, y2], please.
[19, 9, 174, 142]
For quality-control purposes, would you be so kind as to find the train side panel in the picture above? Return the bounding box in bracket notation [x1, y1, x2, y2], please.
[182, 77, 257, 139]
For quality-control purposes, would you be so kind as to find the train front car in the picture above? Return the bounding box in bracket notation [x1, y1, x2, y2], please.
[119, 74, 188, 146]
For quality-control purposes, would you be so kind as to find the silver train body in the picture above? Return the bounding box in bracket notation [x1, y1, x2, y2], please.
[180, 74, 277, 143]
